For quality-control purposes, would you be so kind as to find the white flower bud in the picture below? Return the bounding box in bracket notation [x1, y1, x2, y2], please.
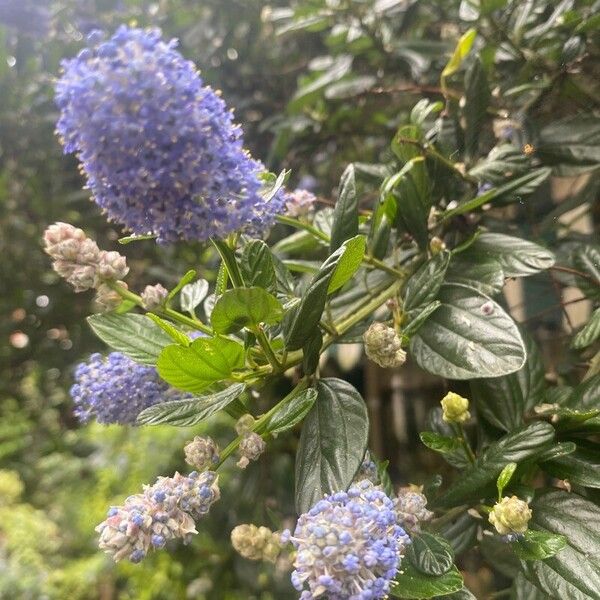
[96, 250, 129, 281]
[363, 322, 406, 368]
[285, 189, 317, 218]
[94, 282, 127, 312]
[441, 392, 471, 424]
[183, 436, 219, 471]
[395, 486, 434, 533]
[141, 283, 168, 310]
[489, 496, 532, 535]
[237, 432, 266, 469]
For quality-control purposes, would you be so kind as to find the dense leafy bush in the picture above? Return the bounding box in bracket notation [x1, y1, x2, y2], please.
[2, 1, 599, 598]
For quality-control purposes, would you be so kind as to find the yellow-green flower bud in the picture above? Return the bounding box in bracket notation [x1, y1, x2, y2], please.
[441, 392, 471, 424]
[489, 495, 532, 535]
[231, 524, 281, 562]
[429, 236, 446, 255]
[235, 414, 256, 435]
[363, 322, 406, 369]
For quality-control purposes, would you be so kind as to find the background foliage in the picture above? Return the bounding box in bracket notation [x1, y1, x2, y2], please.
[1, 0, 599, 598]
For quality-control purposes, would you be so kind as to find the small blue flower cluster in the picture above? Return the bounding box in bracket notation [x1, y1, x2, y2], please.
[284, 480, 409, 600]
[96, 471, 220, 562]
[70, 352, 190, 425]
[55, 26, 286, 243]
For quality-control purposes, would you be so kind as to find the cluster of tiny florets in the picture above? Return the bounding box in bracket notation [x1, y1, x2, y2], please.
[489, 496, 532, 535]
[354, 454, 379, 484]
[141, 283, 168, 310]
[363, 322, 406, 369]
[43, 222, 128, 296]
[184, 436, 220, 471]
[96, 470, 220, 562]
[394, 486, 434, 534]
[55, 26, 286, 243]
[286, 188, 317, 217]
[235, 415, 266, 469]
[284, 480, 409, 600]
[70, 352, 191, 425]
[231, 523, 282, 563]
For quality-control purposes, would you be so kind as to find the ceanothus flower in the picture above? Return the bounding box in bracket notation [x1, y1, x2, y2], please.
[70, 352, 191, 424]
[284, 480, 409, 600]
[96, 471, 220, 562]
[55, 26, 286, 243]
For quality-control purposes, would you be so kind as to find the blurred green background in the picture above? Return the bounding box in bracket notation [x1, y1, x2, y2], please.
[1, 1, 598, 598]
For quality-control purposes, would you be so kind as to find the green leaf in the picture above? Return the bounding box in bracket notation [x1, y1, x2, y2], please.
[497, 462, 518, 498]
[211, 287, 283, 334]
[390, 565, 464, 599]
[266, 388, 318, 435]
[463, 58, 490, 162]
[441, 169, 551, 220]
[410, 284, 526, 379]
[571, 244, 600, 299]
[445, 254, 504, 296]
[167, 269, 197, 302]
[513, 530, 568, 561]
[470, 332, 546, 431]
[328, 235, 366, 294]
[572, 307, 600, 349]
[436, 512, 479, 556]
[435, 589, 476, 600]
[146, 313, 191, 346]
[434, 422, 555, 507]
[403, 252, 451, 312]
[468, 234, 555, 277]
[441, 28, 477, 81]
[404, 302, 442, 337]
[302, 330, 323, 376]
[469, 144, 530, 184]
[157, 337, 245, 393]
[180, 280, 209, 315]
[284, 241, 359, 350]
[520, 490, 600, 599]
[407, 532, 455, 576]
[87, 313, 173, 366]
[510, 572, 552, 600]
[137, 383, 246, 426]
[567, 373, 600, 411]
[541, 444, 600, 489]
[330, 164, 358, 252]
[241, 240, 276, 289]
[325, 75, 377, 99]
[537, 116, 600, 176]
[295, 378, 368, 513]
[420, 432, 461, 454]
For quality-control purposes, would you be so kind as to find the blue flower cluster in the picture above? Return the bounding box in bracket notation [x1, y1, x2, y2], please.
[96, 471, 220, 562]
[55, 26, 286, 243]
[284, 480, 409, 600]
[70, 352, 190, 425]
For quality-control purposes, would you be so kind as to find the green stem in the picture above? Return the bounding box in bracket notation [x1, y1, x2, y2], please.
[252, 325, 282, 371]
[276, 215, 406, 278]
[107, 281, 212, 334]
[452, 423, 476, 464]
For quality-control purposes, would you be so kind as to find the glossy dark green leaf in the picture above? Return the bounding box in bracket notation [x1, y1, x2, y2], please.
[302, 330, 323, 375]
[520, 491, 600, 599]
[426, 408, 470, 469]
[137, 383, 246, 426]
[436, 512, 479, 556]
[390, 565, 464, 599]
[445, 254, 504, 296]
[404, 302, 442, 337]
[403, 252, 451, 311]
[328, 235, 366, 293]
[295, 378, 368, 513]
[241, 240, 276, 289]
[211, 287, 283, 334]
[410, 284, 526, 379]
[541, 444, 600, 488]
[463, 58, 490, 161]
[468, 234, 555, 277]
[572, 307, 600, 349]
[512, 530, 568, 561]
[470, 332, 546, 431]
[510, 572, 553, 600]
[407, 532, 455, 576]
[266, 388, 318, 435]
[420, 432, 461, 454]
[567, 373, 600, 411]
[469, 144, 530, 184]
[435, 422, 555, 507]
[157, 337, 245, 393]
[87, 313, 173, 366]
[330, 164, 358, 252]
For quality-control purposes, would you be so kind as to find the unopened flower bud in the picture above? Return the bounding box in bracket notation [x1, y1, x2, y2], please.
[94, 282, 127, 312]
[141, 283, 168, 310]
[231, 524, 281, 562]
[363, 322, 406, 368]
[441, 392, 471, 424]
[184, 436, 219, 471]
[285, 189, 317, 218]
[489, 496, 532, 535]
[96, 250, 129, 282]
[235, 414, 256, 435]
[429, 236, 446, 255]
[237, 432, 266, 469]
[395, 486, 434, 533]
